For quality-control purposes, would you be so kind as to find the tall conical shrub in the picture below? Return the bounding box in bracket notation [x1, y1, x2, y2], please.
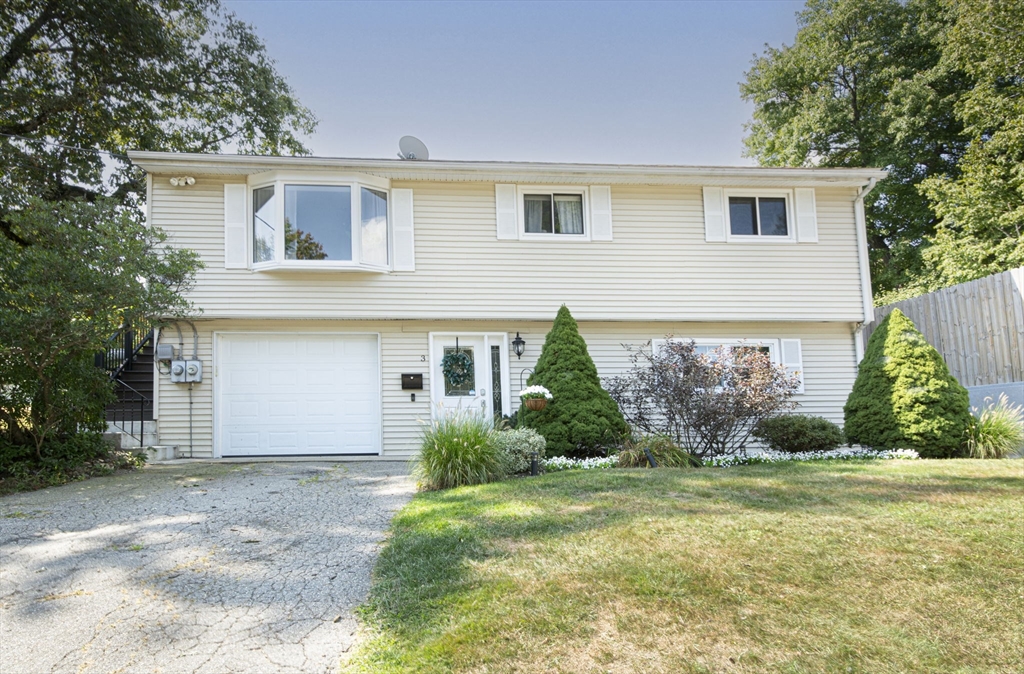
[844, 309, 971, 457]
[518, 305, 628, 457]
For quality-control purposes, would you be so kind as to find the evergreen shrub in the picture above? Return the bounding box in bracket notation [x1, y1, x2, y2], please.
[518, 306, 629, 457]
[753, 415, 844, 453]
[844, 309, 972, 457]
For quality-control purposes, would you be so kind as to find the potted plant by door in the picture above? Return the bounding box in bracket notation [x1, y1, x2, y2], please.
[520, 385, 553, 411]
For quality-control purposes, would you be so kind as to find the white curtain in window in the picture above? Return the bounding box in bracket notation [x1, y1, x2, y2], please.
[524, 195, 547, 233]
[554, 195, 584, 234]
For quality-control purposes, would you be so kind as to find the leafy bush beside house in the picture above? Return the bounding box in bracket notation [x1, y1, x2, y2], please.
[753, 415, 845, 453]
[492, 428, 546, 474]
[517, 306, 628, 457]
[844, 309, 972, 457]
[607, 339, 799, 460]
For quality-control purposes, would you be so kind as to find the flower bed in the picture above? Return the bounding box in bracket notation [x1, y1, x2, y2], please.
[541, 455, 618, 472]
[539, 447, 920, 472]
[703, 447, 920, 467]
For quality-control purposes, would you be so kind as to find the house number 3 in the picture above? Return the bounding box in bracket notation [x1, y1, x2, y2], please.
[421, 355, 427, 362]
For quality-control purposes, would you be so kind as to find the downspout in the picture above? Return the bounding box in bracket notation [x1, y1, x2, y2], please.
[853, 177, 878, 365]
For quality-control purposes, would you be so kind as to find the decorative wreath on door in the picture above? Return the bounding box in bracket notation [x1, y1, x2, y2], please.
[441, 349, 474, 387]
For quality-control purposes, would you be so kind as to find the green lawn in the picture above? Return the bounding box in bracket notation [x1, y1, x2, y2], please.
[344, 460, 1023, 673]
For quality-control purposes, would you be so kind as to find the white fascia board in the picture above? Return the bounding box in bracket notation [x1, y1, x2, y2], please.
[127, 151, 888, 187]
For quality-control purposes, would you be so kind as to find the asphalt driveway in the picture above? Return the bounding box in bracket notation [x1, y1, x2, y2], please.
[0, 461, 414, 673]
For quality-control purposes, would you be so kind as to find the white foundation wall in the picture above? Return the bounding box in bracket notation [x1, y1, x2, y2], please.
[155, 319, 858, 459]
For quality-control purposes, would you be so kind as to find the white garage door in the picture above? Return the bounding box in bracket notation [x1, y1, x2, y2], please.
[217, 334, 381, 457]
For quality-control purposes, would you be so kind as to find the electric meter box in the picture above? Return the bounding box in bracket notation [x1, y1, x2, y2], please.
[170, 360, 203, 383]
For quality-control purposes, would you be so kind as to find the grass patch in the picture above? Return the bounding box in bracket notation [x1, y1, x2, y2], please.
[345, 460, 1024, 673]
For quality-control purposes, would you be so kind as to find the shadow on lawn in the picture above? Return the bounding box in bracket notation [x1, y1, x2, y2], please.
[361, 460, 1022, 630]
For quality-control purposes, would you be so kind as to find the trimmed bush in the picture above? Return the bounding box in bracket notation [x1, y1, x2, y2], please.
[753, 415, 844, 453]
[617, 435, 696, 468]
[518, 306, 629, 457]
[492, 428, 547, 474]
[415, 409, 505, 490]
[844, 309, 972, 457]
[967, 394, 1024, 459]
[0, 432, 145, 495]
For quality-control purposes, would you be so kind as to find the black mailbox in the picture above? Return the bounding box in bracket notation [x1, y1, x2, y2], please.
[402, 373, 424, 390]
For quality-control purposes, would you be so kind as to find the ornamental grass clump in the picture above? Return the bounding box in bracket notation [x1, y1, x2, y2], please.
[844, 309, 972, 457]
[617, 435, 697, 468]
[415, 409, 505, 490]
[967, 394, 1024, 459]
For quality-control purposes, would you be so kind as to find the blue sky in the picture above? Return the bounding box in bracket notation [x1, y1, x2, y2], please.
[223, 0, 805, 165]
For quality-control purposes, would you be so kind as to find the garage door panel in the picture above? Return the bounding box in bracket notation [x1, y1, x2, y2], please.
[218, 334, 381, 457]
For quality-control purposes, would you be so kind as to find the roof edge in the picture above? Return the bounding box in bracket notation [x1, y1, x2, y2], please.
[127, 150, 888, 185]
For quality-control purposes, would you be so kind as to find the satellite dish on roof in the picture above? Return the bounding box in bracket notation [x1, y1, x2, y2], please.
[398, 135, 429, 160]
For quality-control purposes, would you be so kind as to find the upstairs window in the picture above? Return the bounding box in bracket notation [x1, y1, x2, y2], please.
[523, 192, 585, 235]
[250, 180, 389, 270]
[253, 186, 276, 264]
[728, 194, 789, 237]
[285, 185, 351, 261]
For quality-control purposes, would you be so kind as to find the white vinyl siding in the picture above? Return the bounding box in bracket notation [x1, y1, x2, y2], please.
[155, 319, 854, 458]
[150, 180, 864, 322]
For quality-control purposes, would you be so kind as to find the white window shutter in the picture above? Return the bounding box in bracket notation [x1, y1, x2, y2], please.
[781, 339, 804, 393]
[391, 188, 415, 271]
[223, 184, 247, 269]
[589, 185, 613, 241]
[651, 338, 666, 356]
[702, 187, 726, 242]
[794, 188, 818, 242]
[495, 184, 518, 240]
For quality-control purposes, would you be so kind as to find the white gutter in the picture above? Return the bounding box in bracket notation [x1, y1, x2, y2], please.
[853, 177, 879, 363]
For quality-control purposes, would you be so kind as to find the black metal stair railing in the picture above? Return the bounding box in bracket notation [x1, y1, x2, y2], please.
[96, 325, 155, 445]
[106, 379, 152, 444]
[95, 325, 154, 378]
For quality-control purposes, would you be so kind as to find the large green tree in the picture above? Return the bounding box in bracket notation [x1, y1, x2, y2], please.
[913, 0, 1024, 298]
[0, 1, 314, 457]
[741, 0, 970, 298]
[0, 0, 315, 222]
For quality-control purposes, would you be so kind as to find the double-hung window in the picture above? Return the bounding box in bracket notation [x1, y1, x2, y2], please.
[523, 193, 585, 235]
[250, 178, 390, 270]
[721, 190, 794, 241]
[652, 337, 804, 393]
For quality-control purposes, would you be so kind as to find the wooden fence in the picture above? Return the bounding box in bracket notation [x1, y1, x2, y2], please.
[864, 268, 1024, 387]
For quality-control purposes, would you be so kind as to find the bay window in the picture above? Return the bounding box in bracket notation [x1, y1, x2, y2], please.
[250, 178, 390, 270]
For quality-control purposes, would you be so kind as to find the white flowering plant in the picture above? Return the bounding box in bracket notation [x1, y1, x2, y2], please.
[703, 447, 920, 467]
[542, 455, 618, 472]
[520, 385, 553, 401]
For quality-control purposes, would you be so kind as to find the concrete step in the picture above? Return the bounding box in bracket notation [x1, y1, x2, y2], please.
[104, 421, 157, 449]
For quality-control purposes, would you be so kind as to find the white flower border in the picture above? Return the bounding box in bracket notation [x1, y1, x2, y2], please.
[540, 447, 920, 472]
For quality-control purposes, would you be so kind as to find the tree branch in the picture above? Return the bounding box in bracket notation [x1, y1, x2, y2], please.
[0, 0, 61, 83]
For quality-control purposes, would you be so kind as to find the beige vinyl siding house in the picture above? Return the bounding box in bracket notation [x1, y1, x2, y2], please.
[133, 151, 884, 459]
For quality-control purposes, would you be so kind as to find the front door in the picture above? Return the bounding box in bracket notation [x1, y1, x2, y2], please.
[430, 334, 509, 421]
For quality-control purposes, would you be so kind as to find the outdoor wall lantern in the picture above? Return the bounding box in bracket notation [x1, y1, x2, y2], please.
[512, 332, 526, 359]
